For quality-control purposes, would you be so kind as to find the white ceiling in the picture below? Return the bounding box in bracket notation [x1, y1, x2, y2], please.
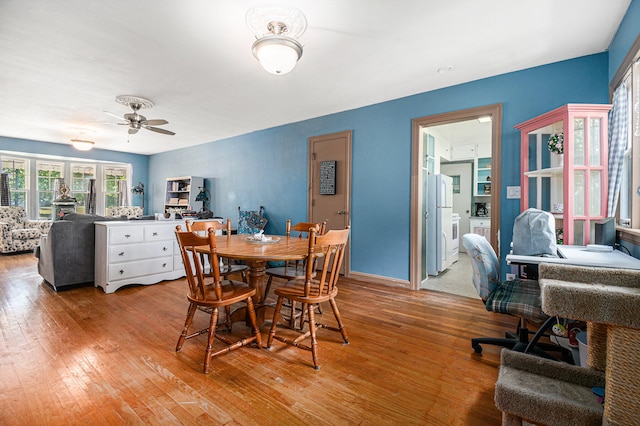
[0, 0, 630, 155]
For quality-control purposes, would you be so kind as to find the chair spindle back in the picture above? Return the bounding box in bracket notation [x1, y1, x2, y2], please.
[175, 226, 222, 301]
[303, 227, 350, 298]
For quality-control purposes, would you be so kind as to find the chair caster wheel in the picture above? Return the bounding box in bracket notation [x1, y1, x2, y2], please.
[473, 344, 483, 354]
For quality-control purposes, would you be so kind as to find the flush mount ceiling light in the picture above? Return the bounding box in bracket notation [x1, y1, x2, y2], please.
[68, 128, 95, 151]
[70, 139, 95, 151]
[246, 5, 307, 75]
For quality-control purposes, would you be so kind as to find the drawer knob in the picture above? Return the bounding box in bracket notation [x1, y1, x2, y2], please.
[162, 263, 167, 268]
[119, 251, 125, 256]
[119, 269, 124, 275]
[153, 232, 158, 236]
[124, 234, 131, 238]
[162, 246, 167, 251]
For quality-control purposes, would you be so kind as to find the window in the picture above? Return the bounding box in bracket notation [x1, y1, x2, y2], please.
[616, 55, 640, 230]
[1, 156, 29, 208]
[71, 163, 96, 214]
[103, 165, 128, 210]
[36, 160, 64, 219]
[1, 153, 132, 218]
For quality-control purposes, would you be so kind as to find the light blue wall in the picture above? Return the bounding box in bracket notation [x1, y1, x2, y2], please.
[0, 136, 150, 209]
[149, 53, 610, 281]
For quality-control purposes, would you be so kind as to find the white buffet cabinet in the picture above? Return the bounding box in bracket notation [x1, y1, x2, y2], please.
[94, 220, 188, 294]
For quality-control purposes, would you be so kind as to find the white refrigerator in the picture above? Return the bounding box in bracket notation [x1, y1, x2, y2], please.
[427, 174, 454, 276]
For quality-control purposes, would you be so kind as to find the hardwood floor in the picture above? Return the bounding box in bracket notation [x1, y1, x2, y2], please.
[0, 252, 516, 425]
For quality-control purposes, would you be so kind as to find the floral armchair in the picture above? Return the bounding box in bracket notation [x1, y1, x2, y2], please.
[0, 206, 52, 254]
[106, 206, 143, 219]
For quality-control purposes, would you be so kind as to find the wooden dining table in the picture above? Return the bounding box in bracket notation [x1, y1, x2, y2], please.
[194, 234, 311, 326]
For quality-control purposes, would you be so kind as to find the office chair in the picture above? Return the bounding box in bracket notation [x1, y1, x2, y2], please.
[462, 233, 561, 358]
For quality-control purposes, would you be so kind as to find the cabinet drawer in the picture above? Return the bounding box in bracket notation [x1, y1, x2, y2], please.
[108, 257, 174, 281]
[109, 241, 173, 263]
[145, 225, 176, 242]
[470, 218, 491, 228]
[109, 226, 144, 244]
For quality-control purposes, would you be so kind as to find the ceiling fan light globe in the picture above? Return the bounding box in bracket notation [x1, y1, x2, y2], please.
[252, 36, 302, 75]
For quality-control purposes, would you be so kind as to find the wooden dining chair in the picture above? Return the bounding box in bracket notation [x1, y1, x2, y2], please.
[185, 219, 248, 283]
[266, 226, 350, 370]
[174, 227, 261, 373]
[263, 219, 326, 300]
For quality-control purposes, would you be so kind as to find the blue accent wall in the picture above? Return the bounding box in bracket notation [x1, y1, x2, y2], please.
[608, 0, 640, 80]
[149, 53, 610, 281]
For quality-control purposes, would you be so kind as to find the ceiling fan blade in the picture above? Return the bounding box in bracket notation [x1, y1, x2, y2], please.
[128, 128, 139, 135]
[144, 119, 168, 126]
[145, 126, 175, 135]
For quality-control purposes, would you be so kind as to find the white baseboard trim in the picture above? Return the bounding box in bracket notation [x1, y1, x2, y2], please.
[347, 271, 411, 289]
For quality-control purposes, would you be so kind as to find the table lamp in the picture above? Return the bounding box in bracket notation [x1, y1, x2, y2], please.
[195, 187, 213, 218]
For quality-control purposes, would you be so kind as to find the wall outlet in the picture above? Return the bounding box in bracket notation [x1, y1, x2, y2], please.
[506, 273, 517, 281]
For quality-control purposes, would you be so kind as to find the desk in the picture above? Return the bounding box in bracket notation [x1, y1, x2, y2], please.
[195, 234, 310, 325]
[507, 245, 640, 279]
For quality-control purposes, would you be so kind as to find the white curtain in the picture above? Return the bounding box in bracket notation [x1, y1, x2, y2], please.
[117, 180, 129, 207]
[607, 82, 630, 217]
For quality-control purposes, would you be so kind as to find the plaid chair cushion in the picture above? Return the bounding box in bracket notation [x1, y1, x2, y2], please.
[486, 279, 547, 321]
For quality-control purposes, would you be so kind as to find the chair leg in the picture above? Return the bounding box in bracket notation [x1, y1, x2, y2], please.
[264, 275, 273, 302]
[176, 303, 197, 352]
[329, 298, 349, 344]
[267, 296, 285, 349]
[203, 308, 219, 374]
[245, 297, 262, 348]
[297, 303, 322, 330]
[307, 304, 320, 370]
[224, 306, 232, 331]
[290, 301, 298, 329]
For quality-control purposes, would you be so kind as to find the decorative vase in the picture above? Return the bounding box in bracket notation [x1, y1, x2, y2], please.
[551, 152, 564, 167]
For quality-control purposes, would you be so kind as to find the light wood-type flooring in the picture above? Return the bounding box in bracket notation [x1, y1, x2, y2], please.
[0, 252, 515, 425]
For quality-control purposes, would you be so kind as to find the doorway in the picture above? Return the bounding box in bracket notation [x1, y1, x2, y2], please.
[410, 104, 502, 291]
[308, 130, 352, 275]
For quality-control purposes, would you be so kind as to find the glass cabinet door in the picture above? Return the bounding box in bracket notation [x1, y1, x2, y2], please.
[517, 104, 611, 245]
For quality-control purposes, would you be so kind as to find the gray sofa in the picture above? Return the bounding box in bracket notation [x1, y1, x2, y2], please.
[36, 213, 122, 291]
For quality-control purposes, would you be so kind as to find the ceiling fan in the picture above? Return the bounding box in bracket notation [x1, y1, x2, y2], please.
[105, 95, 175, 136]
